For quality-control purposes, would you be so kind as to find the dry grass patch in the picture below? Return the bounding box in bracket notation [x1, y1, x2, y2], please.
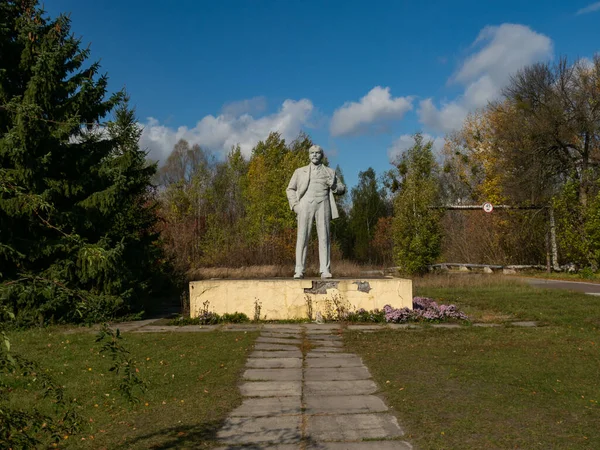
[188, 260, 379, 280]
[413, 273, 524, 289]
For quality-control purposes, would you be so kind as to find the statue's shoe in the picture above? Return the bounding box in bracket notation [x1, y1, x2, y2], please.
[321, 272, 333, 279]
[293, 273, 304, 279]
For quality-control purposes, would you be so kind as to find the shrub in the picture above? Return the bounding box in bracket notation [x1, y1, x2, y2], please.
[345, 308, 386, 323]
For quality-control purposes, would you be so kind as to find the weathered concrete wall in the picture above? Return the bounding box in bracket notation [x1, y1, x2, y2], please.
[189, 278, 413, 320]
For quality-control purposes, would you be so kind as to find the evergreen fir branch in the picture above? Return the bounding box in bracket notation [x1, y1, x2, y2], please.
[31, 207, 70, 238]
[3, 272, 89, 304]
[0, 102, 115, 127]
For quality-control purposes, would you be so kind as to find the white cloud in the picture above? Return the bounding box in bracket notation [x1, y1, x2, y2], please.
[388, 133, 446, 163]
[576, 1, 600, 14]
[330, 86, 413, 136]
[418, 99, 468, 135]
[419, 24, 553, 134]
[579, 56, 595, 70]
[139, 98, 314, 163]
[454, 24, 552, 86]
[221, 96, 267, 116]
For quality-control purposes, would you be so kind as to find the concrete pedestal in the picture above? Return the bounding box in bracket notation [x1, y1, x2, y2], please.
[189, 278, 412, 320]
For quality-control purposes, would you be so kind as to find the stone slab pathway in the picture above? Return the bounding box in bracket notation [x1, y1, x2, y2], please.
[215, 324, 413, 450]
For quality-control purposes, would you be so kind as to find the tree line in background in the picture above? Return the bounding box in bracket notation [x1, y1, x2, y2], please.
[156, 54, 600, 276]
[1, 1, 600, 327]
[442, 55, 600, 269]
[154, 132, 397, 273]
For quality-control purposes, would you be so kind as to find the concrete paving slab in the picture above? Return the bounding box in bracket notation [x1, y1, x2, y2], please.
[246, 358, 302, 369]
[250, 350, 302, 358]
[230, 397, 302, 417]
[473, 323, 501, 327]
[222, 325, 262, 331]
[130, 325, 173, 333]
[347, 325, 386, 331]
[263, 324, 303, 330]
[260, 328, 302, 335]
[306, 330, 341, 335]
[215, 445, 300, 450]
[305, 357, 364, 368]
[255, 343, 300, 351]
[132, 325, 219, 333]
[170, 325, 219, 332]
[257, 336, 302, 344]
[306, 352, 357, 358]
[304, 324, 342, 330]
[430, 324, 462, 329]
[309, 340, 343, 347]
[217, 416, 302, 444]
[243, 368, 302, 381]
[387, 324, 421, 330]
[309, 347, 343, 353]
[239, 381, 302, 397]
[306, 413, 403, 441]
[111, 319, 159, 332]
[305, 334, 342, 341]
[304, 395, 388, 414]
[304, 366, 371, 381]
[305, 442, 412, 449]
[215, 446, 300, 450]
[304, 380, 378, 396]
[260, 332, 302, 339]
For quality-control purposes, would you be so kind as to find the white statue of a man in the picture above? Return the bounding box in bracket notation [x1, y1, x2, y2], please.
[286, 145, 346, 279]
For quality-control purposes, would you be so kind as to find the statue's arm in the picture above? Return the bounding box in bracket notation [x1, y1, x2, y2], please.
[286, 170, 300, 211]
[331, 172, 345, 195]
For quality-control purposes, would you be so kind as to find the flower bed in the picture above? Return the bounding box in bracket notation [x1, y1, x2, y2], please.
[346, 297, 468, 323]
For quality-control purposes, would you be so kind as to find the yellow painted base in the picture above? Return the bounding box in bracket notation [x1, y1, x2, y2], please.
[189, 278, 413, 320]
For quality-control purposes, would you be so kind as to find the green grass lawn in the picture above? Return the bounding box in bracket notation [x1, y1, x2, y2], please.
[345, 276, 600, 449]
[4, 328, 258, 449]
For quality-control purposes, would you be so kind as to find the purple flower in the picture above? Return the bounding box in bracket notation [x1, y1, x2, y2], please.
[383, 305, 415, 323]
[382, 299, 468, 323]
[413, 297, 437, 310]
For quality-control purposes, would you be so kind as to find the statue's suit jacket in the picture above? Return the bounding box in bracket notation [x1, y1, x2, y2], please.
[286, 164, 344, 219]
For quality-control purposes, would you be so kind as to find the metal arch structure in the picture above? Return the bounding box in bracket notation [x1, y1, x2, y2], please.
[430, 203, 560, 272]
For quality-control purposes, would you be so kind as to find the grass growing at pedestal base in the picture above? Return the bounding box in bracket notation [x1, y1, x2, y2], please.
[4, 329, 258, 449]
[345, 276, 600, 449]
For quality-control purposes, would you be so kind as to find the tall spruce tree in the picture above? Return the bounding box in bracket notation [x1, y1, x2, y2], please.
[0, 1, 167, 325]
[391, 134, 442, 275]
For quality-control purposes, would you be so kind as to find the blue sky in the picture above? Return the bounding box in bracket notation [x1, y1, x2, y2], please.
[45, 0, 600, 189]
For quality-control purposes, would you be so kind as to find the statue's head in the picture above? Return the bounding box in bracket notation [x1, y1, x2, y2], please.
[309, 145, 324, 165]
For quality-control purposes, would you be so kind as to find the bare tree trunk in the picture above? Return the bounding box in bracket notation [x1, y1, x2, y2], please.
[545, 229, 551, 273]
[549, 206, 560, 271]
